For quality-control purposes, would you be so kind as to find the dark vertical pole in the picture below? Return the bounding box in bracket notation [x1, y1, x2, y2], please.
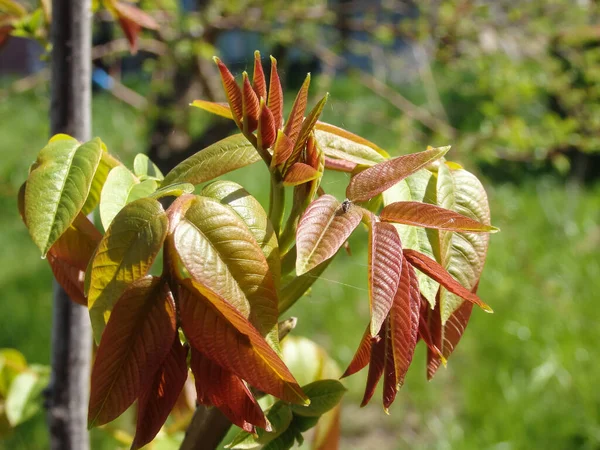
[46, 1, 92, 449]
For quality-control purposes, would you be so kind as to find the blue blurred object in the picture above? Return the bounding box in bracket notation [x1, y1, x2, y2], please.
[92, 67, 114, 91]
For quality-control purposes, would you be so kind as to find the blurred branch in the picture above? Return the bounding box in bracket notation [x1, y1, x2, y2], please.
[90, 37, 167, 59]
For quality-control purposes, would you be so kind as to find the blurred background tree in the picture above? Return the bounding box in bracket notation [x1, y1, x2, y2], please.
[1, 0, 600, 449]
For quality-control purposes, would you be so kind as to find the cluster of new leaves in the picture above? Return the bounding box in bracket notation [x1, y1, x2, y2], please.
[19, 52, 497, 449]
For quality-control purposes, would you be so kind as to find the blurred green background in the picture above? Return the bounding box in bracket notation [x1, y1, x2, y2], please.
[2, 0, 600, 449]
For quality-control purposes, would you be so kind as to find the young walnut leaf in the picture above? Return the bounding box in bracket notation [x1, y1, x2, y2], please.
[190, 348, 268, 433]
[438, 167, 493, 323]
[341, 327, 372, 378]
[283, 163, 319, 187]
[162, 133, 260, 186]
[283, 74, 310, 146]
[295, 195, 362, 275]
[190, 99, 234, 119]
[178, 279, 308, 405]
[315, 127, 385, 168]
[25, 135, 104, 256]
[368, 221, 403, 336]
[86, 197, 168, 343]
[200, 181, 281, 290]
[268, 56, 284, 129]
[132, 337, 189, 450]
[258, 99, 277, 149]
[380, 201, 498, 233]
[360, 325, 386, 407]
[214, 57, 243, 126]
[403, 249, 492, 313]
[172, 195, 279, 345]
[252, 50, 267, 100]
[346, 146, 450, 203]
[242, 72, 260, 132]
[110, 0, 159, 54]
[88, 276, 176, 428]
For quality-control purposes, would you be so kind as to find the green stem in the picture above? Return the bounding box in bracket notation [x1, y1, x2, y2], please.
[269, 174, 285, 237]
[243, 130, 272, 167]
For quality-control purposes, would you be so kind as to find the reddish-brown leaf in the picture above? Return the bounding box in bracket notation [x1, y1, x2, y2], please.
[346, 146, 450, 202]
[380, 201, 498, 233]
[112, 1, 158, 54]
[383, 257, 418, 409]
[404, 249, 493, 313]
[324, 156, 357, 173]
[178, 279, 308, 405]
[341, 327, 372, 378]
[214, 57, 243, 125]
[88, 276, 176, 427]
[285, 94, 328, 170]
[268, 56, 284, 129]
[306, 134, 320, 169]
[295, 194, 363, 275]
[426, 299, 443, 380]
[360, 327, 386, 407]
[48, 254, 87, 306]
[257, 99, 276, 149]
[242, 72, 260, 132]
[50, 214, 101, 271]
[369, 222, 403, 336]
[283, 163, 319, 187]
[283, 74, 310, 145]
[190, 348, 268, 433]
[271, 130, 294, 168]
[132, 337, 189, 450]
[417, 296, 443, 360]
[252, 50, 267, 100]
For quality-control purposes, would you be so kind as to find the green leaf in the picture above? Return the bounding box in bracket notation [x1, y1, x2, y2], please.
[149, 182, 195, 199]
[133, 153, 164, 181]
[25, 135, 104, 255]
[262, 426, 296, 450]
[99, 165, 158, 230]
[82, 149, 121, 215]
[162, 134, 261, 186]
[172, 195, 280, 347]
[5, 365, 49, 426]
[86, 197, 168, 343]
[291, 380, 346, 417]
[295, 195, 362, 275]
[314, 128, 386, 167]
[346, 146, 450, 203]
[0, 349, 27, 397]
[191, 100, 234, 120]
[383, 170, 439, 307]
[200, 181, 281, 290]
[438, 167, 493, 323]
[315, 122, 388, 157]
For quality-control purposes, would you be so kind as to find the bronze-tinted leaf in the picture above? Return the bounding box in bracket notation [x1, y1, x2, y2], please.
[295, 195, 362, 275]
[360, 326, 386, 407]
[403, 249, 493, 313]
[315, 122, 387, 157]
[324, 156, 357, 173]
[346, 146, 450, 203]
[112, 1, 158, 54]
[88, 276, 176, 427]
[283, 74, 310, 145]
[258, 99, 277, 149]
[132, 337, 189, 450]
[214, 57, 243, 125]
[285, 94, 328, 170]
[341, 327, 372, 378]
[380, 201, 498, 233]
[369, 222, 403, 336]
[190, 348, 268, 433]
[268, 56, 284, 129]
[86, 197, 168, 343]
[172, 195, 279, 345]
[282, 163, 319, 187]
[253, 50, 267, 100]
[242, 72, 260, 132]
[425, 300, 443, 380]
[48, 254, 87, 306]
[178, 279, 308, 405]
[272, 130, 294, 168]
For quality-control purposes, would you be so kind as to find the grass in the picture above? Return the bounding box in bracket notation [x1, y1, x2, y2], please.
[1, 86, 599, 450]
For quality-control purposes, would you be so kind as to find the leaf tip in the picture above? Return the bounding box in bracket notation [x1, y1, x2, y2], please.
[482, 303, 494, 313]
[489, 226, 500, 233]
